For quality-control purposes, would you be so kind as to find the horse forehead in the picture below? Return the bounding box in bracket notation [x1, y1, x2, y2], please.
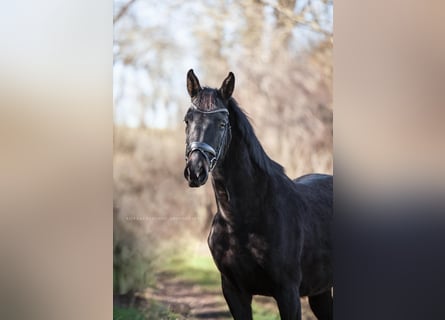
[195, 90, 224, 111]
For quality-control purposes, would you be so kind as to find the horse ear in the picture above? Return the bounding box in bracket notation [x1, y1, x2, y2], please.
[187, 69, 202, 98]
[219, 72, 235, 101]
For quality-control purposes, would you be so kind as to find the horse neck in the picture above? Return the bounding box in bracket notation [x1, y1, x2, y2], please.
[211, 136, 271, 225]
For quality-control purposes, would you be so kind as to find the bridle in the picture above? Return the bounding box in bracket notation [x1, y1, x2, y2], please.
[185, 104, 231, 172]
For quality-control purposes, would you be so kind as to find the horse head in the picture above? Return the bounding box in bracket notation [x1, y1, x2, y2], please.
[183, 69, 234, 187]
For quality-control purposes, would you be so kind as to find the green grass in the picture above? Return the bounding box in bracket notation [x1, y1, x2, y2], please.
[113, 301, 181, 320]
[252, 301, 280, 320]
[114, 306, 146, 320]
[163, 253, 221, 290]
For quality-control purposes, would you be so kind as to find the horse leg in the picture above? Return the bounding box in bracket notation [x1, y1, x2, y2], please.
[275, 286, 301, 320]
[221, 275, 252, 320]
[308, 290, 333, 320]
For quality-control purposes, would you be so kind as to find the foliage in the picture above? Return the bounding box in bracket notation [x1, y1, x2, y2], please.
[114, 306, 146, 320]
[113, 301, 181, 320]
[113, 212, 156, 294]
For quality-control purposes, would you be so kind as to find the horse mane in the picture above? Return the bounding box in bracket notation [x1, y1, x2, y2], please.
[227, 97, 285, 177]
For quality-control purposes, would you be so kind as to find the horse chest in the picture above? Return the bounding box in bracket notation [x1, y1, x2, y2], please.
[208, 218, 273, 293]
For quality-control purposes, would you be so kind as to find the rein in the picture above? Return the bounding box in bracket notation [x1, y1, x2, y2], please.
[185, 104, 230, 172]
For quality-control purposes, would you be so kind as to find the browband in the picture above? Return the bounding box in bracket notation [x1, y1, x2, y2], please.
[190, 103, 229, 114]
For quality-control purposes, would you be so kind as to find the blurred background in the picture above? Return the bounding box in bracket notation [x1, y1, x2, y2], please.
[2, 0, 444, 319]
[113, 0, 332, 319]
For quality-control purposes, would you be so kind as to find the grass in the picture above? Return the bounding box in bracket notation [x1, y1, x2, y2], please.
[114, 306, 146, 320]
[252, 301, 280, 320]
[113, 300, 181, 320]
[162, 251, 221, 290]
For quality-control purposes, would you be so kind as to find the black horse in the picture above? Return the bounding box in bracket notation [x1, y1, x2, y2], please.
[183, 69, 333, 320]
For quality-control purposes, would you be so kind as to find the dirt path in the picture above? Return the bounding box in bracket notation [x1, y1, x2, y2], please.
[142, 272, 231, 319]
[140, 272, 316, 320]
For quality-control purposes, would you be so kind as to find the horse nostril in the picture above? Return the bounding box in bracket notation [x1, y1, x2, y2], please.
[184, 166, 191, 180]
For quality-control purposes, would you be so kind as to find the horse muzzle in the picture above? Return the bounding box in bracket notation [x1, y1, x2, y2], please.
[184, 150, 210, 187]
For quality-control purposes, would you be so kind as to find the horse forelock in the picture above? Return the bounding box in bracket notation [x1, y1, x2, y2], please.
[193, 88, 225, 111]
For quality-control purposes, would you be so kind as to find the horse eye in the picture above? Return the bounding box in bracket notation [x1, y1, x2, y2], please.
[219, 121, 226, 129]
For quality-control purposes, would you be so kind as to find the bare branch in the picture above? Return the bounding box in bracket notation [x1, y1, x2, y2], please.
[258, 0, 332, 38]
[114, 0, 137, 24]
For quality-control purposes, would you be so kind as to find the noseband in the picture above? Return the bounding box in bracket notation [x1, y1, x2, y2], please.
[185, 104, 230, 172]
